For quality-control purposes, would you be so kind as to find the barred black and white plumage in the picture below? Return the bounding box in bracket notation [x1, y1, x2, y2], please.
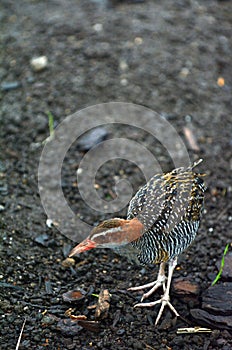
[69, 159, 206, 325]
[123, 160, 206, 265]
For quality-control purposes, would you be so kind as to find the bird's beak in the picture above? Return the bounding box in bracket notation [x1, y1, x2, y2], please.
[69, 238, 96, 257]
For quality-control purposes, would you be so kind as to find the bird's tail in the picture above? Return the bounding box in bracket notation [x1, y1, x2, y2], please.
[171, 158, 206, 178]
[189, 158, 203, 170]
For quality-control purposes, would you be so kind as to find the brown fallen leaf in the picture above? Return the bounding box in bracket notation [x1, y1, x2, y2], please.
[95, 289, 111, 320]
[70, 314, 87, 321]
[62, 288, 86, 302]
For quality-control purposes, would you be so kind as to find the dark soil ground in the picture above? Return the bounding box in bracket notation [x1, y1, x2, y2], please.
[1, 0, 232, 349]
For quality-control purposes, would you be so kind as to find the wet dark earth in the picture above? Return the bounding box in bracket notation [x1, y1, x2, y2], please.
[1, 0, 232, 349]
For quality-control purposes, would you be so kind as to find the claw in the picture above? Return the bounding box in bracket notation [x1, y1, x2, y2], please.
[140, 278, 166, 301]
[134, 296, 179, 326]
[128, 262, 166, 301]
[128, 280, 159, 292]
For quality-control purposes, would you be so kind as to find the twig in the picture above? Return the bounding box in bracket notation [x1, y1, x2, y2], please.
[15, 318, 26, 350]
[183, 126, 200, 152]
[177, 326, 212, 334]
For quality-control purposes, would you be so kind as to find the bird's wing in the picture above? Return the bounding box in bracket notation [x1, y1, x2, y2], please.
[127, 168, 205, 239]
[127, 174, 164, 221]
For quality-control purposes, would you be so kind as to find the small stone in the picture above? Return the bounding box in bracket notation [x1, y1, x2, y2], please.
[191, 282, 232, 330]
[57, 318, 83, 336]
[1, 81, 21, 91]
[202, 282, 232, 315]
[116, 328, 125, 335]
[76, 127, 108, 151]
[0, 183, 8, 196]
[173, 278, 200, 296]
[42, 314, 57, 325]
[119, 60, 128, 71]
[179, 67, 190, 78]
[93, 23, 103, 32]
[30, 56, 48, 72]
[191, 308, 232, 330]
[34, 233, 49, 246]
[134, 37, 143, 45]
[76, 168, 83, 175]
[46, 219, 53, 228]
[120, 78, 128, 86]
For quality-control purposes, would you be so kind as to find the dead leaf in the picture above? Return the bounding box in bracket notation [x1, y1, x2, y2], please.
[95, 289, 111, 320]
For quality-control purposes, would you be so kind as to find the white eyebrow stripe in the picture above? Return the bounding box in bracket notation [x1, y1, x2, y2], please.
[91, 226, 123, 240]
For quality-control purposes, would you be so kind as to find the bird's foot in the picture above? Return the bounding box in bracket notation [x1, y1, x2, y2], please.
[128, 274, 166, 302]
[134, 295, 179, 326]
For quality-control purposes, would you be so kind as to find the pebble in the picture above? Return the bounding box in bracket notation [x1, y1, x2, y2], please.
[34, 233, 49, 246]
[93, 23, 103, 32]
[0, 183, 8, 196]
[202, 282, 232, 314]
[116, 328, 125, 335]
[179, 67, 190, 78]
[119, 60, 128, 71]
[191, 282, 232, 330]
[46, 218, 53, 228]
[191, 308, 232, 331]
[173, 278, 200, 296]
[134, 37, 143, 45]
[42, 314, 57, 325]
[57, 318, 83, 336]
[76, 127, 108, 151]
[30, 56, 48, 72]
[1, 81, 21, 91]
[120, 78, 128, 86]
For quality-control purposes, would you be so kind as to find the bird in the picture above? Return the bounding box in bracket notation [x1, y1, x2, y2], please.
[69, 159, 206, 325]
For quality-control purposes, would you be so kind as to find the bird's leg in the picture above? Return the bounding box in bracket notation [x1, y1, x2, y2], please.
[134, 257, 179, 325]
[128, 262, 167, 301]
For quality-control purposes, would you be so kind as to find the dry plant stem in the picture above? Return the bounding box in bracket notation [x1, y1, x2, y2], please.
[15, 318, 26, 350]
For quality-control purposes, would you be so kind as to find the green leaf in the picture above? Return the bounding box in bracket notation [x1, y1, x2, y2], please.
[212, 243, 230, 286]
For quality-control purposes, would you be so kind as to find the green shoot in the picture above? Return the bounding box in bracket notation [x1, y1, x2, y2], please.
[91, 293, 99, 298]
[47, 111, 55, 139]
[212, 243, 230, 286]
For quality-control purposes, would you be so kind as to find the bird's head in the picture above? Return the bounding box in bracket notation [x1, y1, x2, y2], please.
[69, 217, 144, 257]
